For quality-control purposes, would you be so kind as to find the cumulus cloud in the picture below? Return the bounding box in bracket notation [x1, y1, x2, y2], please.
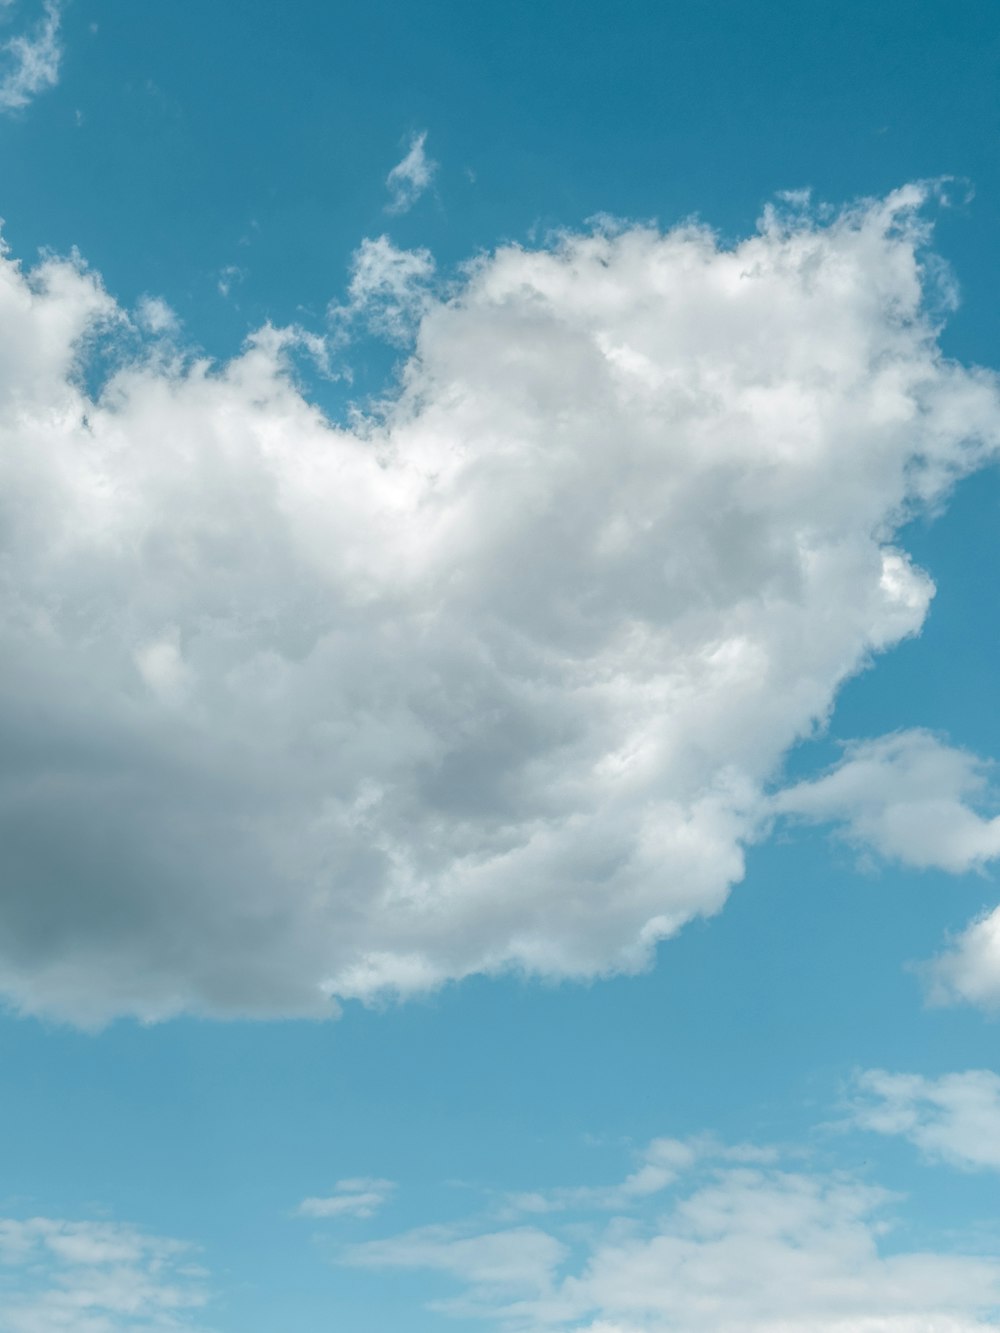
[341, 1138, 1000, 1332]
[0, 1216, 209, 1332]
[385, 131, 436, 214]
[774, 730, 1000, 872]
[0, 187, 998, 1024]
[0, 1, 62, 113]
[297, 1177, 396, 1219]
[851, 1068, 1000, 1171]
[927, 909, 1000, 1009]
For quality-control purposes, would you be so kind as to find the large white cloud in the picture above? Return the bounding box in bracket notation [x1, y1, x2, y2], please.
[340, 1136, 1000, 1332]
[1, 185, 999, 1023]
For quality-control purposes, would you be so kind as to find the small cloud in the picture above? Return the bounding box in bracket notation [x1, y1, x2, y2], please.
[135, 295, 180, 336]
[297, 1178, 395, 1220]
[850, 1069, 1000, 1171]
[330, 234, 434, 344]
[385, 131, 436, 215]
[0, 0, 62, 113]
[772, 729, 1000, 875]
[926, 908, 1000, 1011]
[499, 1136, 779, 1220]
[218, 265, 246, 299]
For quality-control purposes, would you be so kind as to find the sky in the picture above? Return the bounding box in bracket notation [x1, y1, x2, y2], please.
[3, 1, 1000, 1330]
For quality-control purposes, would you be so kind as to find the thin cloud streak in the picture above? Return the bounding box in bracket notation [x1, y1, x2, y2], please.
[0, 0, 62, 112]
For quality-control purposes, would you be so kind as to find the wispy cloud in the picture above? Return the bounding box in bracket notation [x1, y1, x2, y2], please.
[330, 233, 435, 342]
[0, 1216, 210, 1331]
[385, 131, 436, 214]
[218, 264, 246, 299]
[297, 1178, 396, 1220]
[850, 1068, 1000, 1171]
[504, 1135, 773, 1221]
[341, 1135, 1000, 1331]
[0, 0, 62, 113]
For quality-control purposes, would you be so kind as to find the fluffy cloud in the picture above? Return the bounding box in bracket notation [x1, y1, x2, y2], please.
[297, 1177, 396, 1219]
[0, 1, 61, 112]
[929, 909, 1000, 1009]
[0, 1217, 208, 1332]
[134, 296, 181, 339]
[332, 235, 435, 343]
[851, 1069, 1000, 1170]
[774, 734, 1000, 1012]
[774, 730, 1000, 872]
[385, 131, 436, 214]
[341, 1138, 1000, 1332]
[0, 186, 999, 1024]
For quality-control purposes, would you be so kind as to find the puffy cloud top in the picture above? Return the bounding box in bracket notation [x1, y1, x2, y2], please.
[0, 186, 998, 1024]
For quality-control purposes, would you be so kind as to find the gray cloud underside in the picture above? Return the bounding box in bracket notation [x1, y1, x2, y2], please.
[1, 185, 1000, 1023]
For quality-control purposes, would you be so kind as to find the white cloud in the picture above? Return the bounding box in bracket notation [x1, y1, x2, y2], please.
[851, 1068, 1000, 1171]
[385, 131, 437, 214]
[134, 295, 180, 338]
[0, 188, 998, 1024]
[217, 264, 245, 299]
[341, 1138, 1000, 1332]
[774, 734, 1000, 1014]
[775, 733, 1000, 1013]
[503, 1138, 733, 1216]
[927, 909, 1000, 1009]
[0, 1216, 209, 1332]
[774, 730, 1000, 872]
[297, 1177, 396, 1219]
[0, 1, 62, 113]
[348, 1223, 568, 1296]
[332, 234, 435, 342]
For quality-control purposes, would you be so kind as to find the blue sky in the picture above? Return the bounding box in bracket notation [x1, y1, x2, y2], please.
[3, 2, 1000, 1331]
